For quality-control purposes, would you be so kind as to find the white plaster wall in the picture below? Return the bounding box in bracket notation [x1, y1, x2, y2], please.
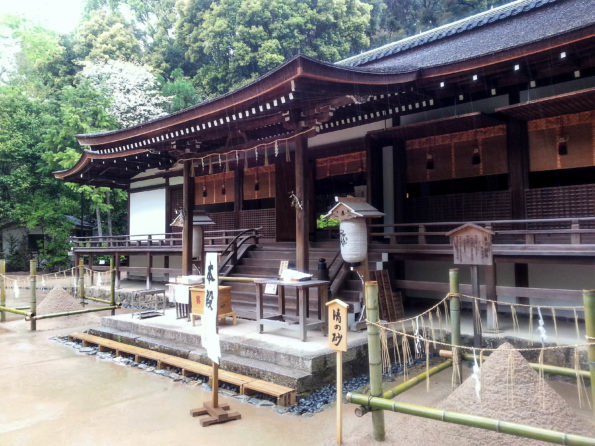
[130, 177, 165, 189]
[520, 76, 595, 102]
[129, 189, 166, 239]
[400, 95, 509, 126]
[169, 175, 184, 186]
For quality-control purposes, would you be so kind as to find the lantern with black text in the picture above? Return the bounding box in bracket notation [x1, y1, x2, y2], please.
[324, 197, 384, 267]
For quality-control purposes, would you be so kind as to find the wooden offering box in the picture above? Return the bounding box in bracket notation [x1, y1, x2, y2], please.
[190, 286, 236, 325]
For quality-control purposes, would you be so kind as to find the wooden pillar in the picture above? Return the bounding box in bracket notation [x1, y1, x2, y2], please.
[393, 139, 407, 223]
[295, 135, 309, 272]
[88, 253, 94, 285]
[485, 263, 498, 331]
[514, 262, 529, 305]
[115, 252, 121, 289]
[234, 166, 244, 228]
[365, 135, 383, 211]
[146, 252, 152, 289]
[182, 160, 194, 275]
[164, 255, 169, 282]
[506, 118, 529, 219]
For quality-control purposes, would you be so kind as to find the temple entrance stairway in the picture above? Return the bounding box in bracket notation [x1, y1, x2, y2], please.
[221, 241, 383, 320]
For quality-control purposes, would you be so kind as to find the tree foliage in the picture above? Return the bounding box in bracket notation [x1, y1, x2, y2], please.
[0, 0, 509, 270]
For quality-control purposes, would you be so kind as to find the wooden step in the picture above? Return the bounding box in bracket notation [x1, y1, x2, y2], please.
[68, 332, 296, 405]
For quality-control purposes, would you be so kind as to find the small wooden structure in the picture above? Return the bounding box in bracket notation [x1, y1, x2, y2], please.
[190, 286, 237, 325]
[447, 223, 494, 266]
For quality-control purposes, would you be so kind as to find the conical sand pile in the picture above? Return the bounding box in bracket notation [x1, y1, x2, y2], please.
[35, 287, 101, 329]
[389, 342, 594, 445]
[37, 287, 83, 315]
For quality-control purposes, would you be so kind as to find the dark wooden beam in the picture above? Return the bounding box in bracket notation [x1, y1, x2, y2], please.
[393, 139, 407, 223]
[295, 135, 309, 272]
[506, 118, 529, 219]
[182, 160, 194, 275]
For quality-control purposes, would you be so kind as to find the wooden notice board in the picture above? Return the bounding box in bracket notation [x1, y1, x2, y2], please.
[326, 299, 348, 352]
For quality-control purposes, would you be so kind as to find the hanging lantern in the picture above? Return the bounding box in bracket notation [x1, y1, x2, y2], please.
[557, 136, 568, 155]
[471, 147, 481, 165]
[324, 197, 384, 267]
[425, 152, 434, 170]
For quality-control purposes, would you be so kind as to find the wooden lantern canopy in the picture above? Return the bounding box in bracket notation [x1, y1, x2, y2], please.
[446, 223, 494, 266]
[324, 197, 384, 266]
[170, 210, 215, 259]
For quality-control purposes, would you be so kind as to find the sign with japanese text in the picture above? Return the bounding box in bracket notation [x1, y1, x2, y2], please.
[326, 299, 348, 352]
[202, 252, 221, 364]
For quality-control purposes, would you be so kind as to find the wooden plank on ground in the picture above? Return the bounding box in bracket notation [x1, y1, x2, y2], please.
[243, 380, 296, 406]
[68, 332, 296, 405]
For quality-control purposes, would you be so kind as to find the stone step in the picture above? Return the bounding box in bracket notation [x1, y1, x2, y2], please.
[89, 316, 371, 393]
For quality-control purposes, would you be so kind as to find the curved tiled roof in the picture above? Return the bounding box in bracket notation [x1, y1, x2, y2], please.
[338, 0, 591, 68]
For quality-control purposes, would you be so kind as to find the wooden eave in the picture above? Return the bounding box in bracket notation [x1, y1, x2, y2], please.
[367, 112, 503, 144]
[74, 56, 418, 148]
[495, 87, 595, 120]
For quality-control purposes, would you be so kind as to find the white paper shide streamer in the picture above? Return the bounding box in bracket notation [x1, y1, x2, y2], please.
[471, 348, 481, 402]
[536, 307, 547, 347]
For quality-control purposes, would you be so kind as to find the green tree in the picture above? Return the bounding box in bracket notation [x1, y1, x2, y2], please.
[176, 0, 372, 97]
[74, 9, 141, 62]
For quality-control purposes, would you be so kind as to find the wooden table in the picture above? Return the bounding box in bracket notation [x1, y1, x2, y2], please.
[254, 279, 329, 342]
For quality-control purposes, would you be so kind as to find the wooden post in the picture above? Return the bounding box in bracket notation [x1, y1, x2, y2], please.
[88, 253, 94, 285]
[485, 264, 498, 331]
[337, 349, 343, 443]
[470, 265, 481, 348]
[78, 258, 85, 305]
[146, 252, 152, 289]
[110, 257, 116, 316]
[114, 253, 121, 289]
[327, 299, 348, 444]
[295, 136, 309, 273]
[365, 281, 385, 441]
[506, 118, 529, 219]
[182, 160, 194, 276]
[449, 268, 462, 385]
[212, 362, 219, 408]
[582, 289, 595, 423]
[0, 259, 5, 323]
[30, 260, 36, 331]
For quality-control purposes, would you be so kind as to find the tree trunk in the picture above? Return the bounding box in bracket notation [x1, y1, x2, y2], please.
[95, 206, 103, 238]
[106, 191, 113, 236]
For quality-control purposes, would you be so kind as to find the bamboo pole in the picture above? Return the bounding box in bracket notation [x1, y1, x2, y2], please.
[30, 260, 36, 331]
[85, 296, 115, 305]
[110, 257, 116, 316]
[346, 392, 595, 446]
[365, 281, 385, 441]
[78, 258, 85, 305]
[582, 289, 595, 423]
[0, 259, 5, 323]
[439, 350, 590, 379]
[449, 268, 462, 385]
[32, 305, 119, 320]
[356, 360, 453, 417]
[0, 306, 32, 316]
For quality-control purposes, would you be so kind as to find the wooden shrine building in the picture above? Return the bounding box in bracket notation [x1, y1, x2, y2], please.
[55, 0, 595, 314]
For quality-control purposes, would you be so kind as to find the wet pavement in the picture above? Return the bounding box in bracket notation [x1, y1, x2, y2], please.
[0, 319, 355, 446]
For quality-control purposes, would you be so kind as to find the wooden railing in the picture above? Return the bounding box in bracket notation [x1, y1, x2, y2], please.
[70, 228, 263, 251]
[218, 227, 261, 276]
[369, 217, 595, 246]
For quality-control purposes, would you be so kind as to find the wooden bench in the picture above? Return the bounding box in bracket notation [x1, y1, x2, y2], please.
[68, 332, 296, 405]
[244, 380, 297, 406]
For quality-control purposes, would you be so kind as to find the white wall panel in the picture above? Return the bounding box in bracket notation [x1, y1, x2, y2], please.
[129, 189, 166, 239]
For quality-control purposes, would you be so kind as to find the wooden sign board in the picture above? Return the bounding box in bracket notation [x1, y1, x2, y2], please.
[326, 299, 349, 352]
[447, 224, 494, 266]
[202, 252, 221, 364]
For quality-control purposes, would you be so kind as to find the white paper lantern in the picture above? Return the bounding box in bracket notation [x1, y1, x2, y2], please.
[339, 219, 368, 264]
